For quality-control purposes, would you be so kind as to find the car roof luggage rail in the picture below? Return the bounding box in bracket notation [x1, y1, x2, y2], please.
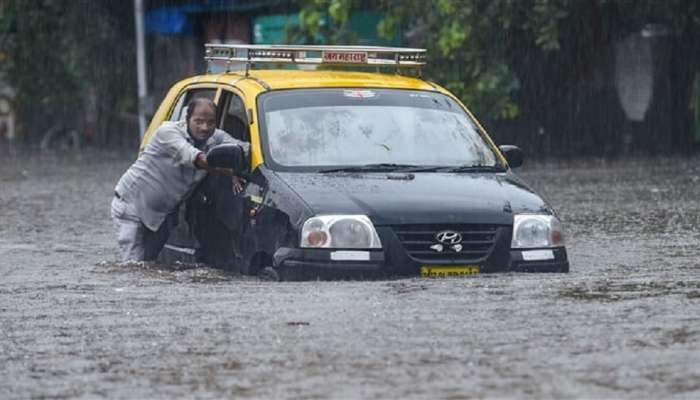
[204, 44, 427, 76]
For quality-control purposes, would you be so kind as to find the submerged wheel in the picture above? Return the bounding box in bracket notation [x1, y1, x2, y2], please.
[258, 266, 280, 281]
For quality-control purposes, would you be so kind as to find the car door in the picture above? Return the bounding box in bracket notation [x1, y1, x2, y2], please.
[200, 88, 291, 275]
[186, 89, 254, 271]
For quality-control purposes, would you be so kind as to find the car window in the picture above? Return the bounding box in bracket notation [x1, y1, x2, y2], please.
[258, 89, 499, 169]
[169, 88, 217, 122]
[219, 91, 249, 142]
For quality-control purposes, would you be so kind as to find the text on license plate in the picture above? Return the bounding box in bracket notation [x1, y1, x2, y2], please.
[420, 265, 481, 278]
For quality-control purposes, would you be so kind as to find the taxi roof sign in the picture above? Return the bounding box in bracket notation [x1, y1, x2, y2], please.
[322, 50, 368, 64]
[204, 44, 426, 75]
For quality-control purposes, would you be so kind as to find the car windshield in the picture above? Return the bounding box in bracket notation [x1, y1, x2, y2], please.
[258, 88, 500, 170]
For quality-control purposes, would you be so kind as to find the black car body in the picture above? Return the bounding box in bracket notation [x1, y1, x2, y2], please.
[158, 86, 569, 279]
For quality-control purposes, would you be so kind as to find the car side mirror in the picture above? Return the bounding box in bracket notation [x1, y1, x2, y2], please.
[207, 143, 248, 174]
[499, 145, 524, 168]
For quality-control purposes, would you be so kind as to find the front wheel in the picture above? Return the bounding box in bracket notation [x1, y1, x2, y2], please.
[258, 266, 280, 281]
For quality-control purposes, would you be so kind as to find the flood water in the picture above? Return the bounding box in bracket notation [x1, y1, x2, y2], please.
[1, 150, 699, 399]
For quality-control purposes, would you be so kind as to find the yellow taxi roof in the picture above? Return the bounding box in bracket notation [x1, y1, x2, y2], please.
[195, 69, 442, 94]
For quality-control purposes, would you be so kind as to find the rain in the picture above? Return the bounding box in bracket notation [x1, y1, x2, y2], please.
[1, 1, 700, 399]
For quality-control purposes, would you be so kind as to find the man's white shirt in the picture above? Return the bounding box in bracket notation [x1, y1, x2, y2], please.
[114, 120, 249, 231]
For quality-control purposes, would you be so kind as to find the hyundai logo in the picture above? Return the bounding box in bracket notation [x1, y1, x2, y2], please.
[435, 230, 462, 245]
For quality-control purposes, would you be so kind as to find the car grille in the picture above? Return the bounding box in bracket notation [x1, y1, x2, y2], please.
[390, 224, 500, 262]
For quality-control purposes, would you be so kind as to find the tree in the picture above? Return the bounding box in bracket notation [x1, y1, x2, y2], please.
[294, 0, 700, 156]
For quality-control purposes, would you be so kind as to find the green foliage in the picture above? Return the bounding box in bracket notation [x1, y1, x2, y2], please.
[328, 0, 352, 22]
[528, 0, 570, 50]
[291, 0, 361, 44]
[292, 0, 700, 122]
[294, 0, 531, 119]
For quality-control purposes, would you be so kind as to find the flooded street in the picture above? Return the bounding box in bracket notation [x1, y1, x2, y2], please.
[1, 150, 699, 399]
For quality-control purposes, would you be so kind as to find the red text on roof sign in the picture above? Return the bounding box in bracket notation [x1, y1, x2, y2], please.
[322, 51, 368, 64]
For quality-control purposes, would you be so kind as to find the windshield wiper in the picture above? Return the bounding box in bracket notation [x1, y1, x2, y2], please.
[441, 164, 507, 173]
[319, 163, 424, 173]
[319, 164, 505, 173]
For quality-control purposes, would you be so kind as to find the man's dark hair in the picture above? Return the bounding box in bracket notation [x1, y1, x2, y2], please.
[185, 97, 216, 122]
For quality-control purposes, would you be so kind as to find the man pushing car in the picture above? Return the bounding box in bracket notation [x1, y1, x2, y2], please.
[111, 98, 249, 262]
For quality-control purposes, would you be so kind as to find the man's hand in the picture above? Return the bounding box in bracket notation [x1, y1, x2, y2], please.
[194, 152, 209, 170]
[196, 153, 232, 175]
[196, 151, 245, 193]
[232, 175, 246, 195]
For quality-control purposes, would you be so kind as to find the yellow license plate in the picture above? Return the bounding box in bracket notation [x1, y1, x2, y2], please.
[420, 265, 481, 278]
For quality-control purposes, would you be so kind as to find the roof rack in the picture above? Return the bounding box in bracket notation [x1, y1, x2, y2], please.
[204, 44, 427, 76]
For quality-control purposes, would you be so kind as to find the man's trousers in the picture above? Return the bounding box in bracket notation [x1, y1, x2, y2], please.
[110, 196, 170, 262]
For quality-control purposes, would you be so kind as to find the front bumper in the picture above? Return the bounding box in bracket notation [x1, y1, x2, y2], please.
[272, 227, 569, 278]
[509, 247, 569, 273]
[273, 247, 387, 280]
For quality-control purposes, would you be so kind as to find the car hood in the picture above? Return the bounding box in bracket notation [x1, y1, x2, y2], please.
[273, 171, 550, 226]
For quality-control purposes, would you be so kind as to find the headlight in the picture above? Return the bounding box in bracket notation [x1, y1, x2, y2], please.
[301, 215, 382, 249]
[511, 214, 564, 249]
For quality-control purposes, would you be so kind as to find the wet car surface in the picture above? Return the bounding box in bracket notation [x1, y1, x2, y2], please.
[1, 150, 699, 399]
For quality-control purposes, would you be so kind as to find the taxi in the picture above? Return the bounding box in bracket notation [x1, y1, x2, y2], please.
[143, 44, 569, 280]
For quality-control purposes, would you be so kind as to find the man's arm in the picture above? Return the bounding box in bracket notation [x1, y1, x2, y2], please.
[152, 122, 202, 168]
